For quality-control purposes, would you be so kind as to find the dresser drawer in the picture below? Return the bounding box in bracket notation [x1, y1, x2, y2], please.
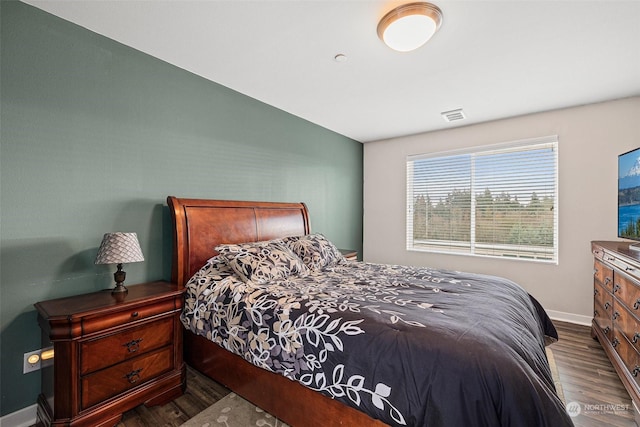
[82, 299, 178, 335]
[594, 281, 613, 313]
[593, 246, 605, 261]
[594, 300, 613, 341]
[608, 255, 640, 283]
[594, 280, 613, 341]
[613, 272, 640, 314]
[80, 317, 174, 375]
[81, 346, 173, 409]
[594, 259, 613, 291]
[614, 302, 640, 353]
[613, 329, 640, 387]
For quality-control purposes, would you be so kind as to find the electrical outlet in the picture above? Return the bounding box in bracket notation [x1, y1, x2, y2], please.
[23, 349, 41, 374]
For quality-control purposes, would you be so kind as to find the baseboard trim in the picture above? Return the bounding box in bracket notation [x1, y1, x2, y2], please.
[1, 403, 37, 427]
[547, 309, 592, 326]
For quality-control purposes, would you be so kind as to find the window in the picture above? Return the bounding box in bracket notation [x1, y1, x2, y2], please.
[406, 136, 558, 263]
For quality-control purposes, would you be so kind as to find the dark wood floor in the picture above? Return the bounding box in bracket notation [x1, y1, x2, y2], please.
[553, 321, 636, 427]
[116, 366, 229, 426]
[117, 321, 638, 427]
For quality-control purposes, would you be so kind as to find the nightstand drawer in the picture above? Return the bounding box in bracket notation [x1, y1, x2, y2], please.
[81, 346, 173, 409]
[80, 317, 174, 375]
[82, 299, 177, 335]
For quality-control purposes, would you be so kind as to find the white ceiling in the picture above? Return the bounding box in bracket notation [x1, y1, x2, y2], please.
[23, 0, 640, 143]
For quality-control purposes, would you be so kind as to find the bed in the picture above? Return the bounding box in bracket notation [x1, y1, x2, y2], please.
[167, 196, 572, 426]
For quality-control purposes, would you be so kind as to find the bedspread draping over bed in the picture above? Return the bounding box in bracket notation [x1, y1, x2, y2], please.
[182, 257, 572, 426]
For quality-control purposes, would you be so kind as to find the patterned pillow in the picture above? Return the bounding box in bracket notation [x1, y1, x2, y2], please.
[283, 233, 346, 271]
[181, 255, 247, 334]
[215, 240, 309, 284]
[204, 255, 237, 277]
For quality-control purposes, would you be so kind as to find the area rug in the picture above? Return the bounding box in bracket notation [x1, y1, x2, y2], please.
[179, 392, 289, 427]
[547, 346, 566, 404]
[182, 350, 564, 426]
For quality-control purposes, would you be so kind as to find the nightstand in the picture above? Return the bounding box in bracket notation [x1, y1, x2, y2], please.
[339, 249, 358, 261]
[34, 281, 185, 427]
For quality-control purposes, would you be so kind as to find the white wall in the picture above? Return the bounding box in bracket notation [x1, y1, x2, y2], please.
[364, 96, 640, 320]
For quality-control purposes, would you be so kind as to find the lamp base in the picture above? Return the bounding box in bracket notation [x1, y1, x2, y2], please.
[112, 283, 129, 294]
[112, 263, 129, 294]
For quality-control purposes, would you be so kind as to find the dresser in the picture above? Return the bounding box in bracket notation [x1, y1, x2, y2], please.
[592, 241, 640, 422]
[34, 281, 185, 427]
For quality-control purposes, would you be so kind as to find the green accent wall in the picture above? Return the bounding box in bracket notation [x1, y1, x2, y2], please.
[0, 1, 363, 416]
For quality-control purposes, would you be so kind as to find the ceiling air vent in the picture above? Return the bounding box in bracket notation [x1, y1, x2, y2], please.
[441, 108, 466, 123]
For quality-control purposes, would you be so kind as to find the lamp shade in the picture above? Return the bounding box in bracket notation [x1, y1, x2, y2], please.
[378, 2, 443, 52]
[95, 232, 144, 265]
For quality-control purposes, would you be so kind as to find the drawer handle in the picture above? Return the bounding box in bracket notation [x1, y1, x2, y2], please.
[123, 338, 143, 353]
[131, 312, 139, 318]
[594, 268, 599, 276]
[627, 266, 636, 272]
[634, 299, 640, 310]
[604, 326, 611, 334]
[605, 277, 612, 285]
[124, 368, 143, 384]
[613, 283, 621, 293]
[633, 333, 640, 344]
[594, 309, 599, 317]
[613, 337, 620, 348]
[604, 301, 611, 310]
[613, 311, 621, 320]
[594, 288, 599, 296]
[634, 366, 640, 377]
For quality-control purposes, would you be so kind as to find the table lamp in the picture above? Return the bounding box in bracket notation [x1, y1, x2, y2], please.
[95, 232, 144, 293]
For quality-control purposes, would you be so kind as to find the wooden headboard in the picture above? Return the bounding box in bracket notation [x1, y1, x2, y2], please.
[167, 196, 310, 288]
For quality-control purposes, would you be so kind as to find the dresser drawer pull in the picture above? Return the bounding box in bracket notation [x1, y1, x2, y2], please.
[124, 368, 143, 384]
[627, 266, 636, 272]
[633, 333, 640, 344]
[604, 301, 611, 310]
[613, 283, 621, 293]
[594, 309, 599, 317]
[131, 312, 139, 318]
[634, 299, 640, 310]
[613, 337, 620, 348]
[634, 366, 640, 377]
[605, 277, 612, 285]
[613, 311, 621, 320]
[594, 288, 599, 296]
[604, 326, 611, 335]
[123, 338, 143, 353]
[594, 268, 598, 276]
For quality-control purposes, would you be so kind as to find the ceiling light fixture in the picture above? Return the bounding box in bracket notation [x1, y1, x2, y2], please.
[377, 2, 443, 52]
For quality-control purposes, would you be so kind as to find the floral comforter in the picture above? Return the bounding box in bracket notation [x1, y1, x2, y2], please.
[182, 259, 573, 426]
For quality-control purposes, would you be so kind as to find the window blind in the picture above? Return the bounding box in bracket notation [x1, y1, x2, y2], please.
[406, 136, 558, 263]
